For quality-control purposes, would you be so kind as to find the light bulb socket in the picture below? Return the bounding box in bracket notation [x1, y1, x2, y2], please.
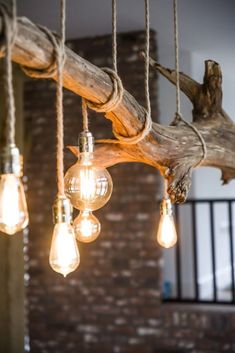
[53, 196, 73, 224]
[0, 144, 23, 177]
[78, 131, 94, 153]
[160, 198, 173, 216]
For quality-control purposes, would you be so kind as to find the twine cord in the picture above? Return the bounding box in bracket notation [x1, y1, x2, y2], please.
[112, 0, 117, 73]
[174, 0, 180, 116]
[0, 0, 17, 146]
[82, 98, 89, 131]
[172, 0, 207, 167]
[144, 0, 151, 118]
[18, 1, 67, 196]
[56, 0, 66, 197]
[80, 0, 122, 132]
[83, 0, 123, 115]
[96, 0, 152, 145]
[164, 178, 168, 199]
[112, 0, 152, 144]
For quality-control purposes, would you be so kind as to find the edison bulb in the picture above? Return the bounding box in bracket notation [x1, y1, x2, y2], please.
[156, 198, 177, 249]
[64, 152, 113, 211]
[49, 223, 80, 277]
[0, 174, 29, 235]
[74, 210, 101, 243]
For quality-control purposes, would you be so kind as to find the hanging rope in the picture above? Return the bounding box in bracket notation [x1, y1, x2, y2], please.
[164, 178, 168, 199]
[173, 0, 181, 117]
[172, 0, 207, 167]
[144, 0, 151, 119]
[112, 0, 117, 73]
[56, 0, 66, 197]
[82, 97, 89, 131]
[96, 0, 152, 145]
[83, 0, 123, 114]
[111, 0, 152, 144]
[0, 0, 17, 146]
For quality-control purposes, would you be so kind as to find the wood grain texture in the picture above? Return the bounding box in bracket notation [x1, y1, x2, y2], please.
[0, 16, 234, 203]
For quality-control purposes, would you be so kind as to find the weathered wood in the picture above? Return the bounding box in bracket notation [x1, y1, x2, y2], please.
[0, 16, 235, 203]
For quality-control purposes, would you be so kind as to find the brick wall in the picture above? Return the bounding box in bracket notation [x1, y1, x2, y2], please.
[24, 31, 161, 353]
[24, 31, 235, 353]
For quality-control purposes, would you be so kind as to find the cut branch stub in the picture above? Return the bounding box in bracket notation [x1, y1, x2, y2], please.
[0, 13, 235, 203]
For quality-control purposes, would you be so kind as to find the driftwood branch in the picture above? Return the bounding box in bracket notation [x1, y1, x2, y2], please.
[0, 16, 235, 203]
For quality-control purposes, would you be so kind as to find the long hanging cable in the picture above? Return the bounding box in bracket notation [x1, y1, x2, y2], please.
[173, 0, 207, 166]
[82, 97, 89, 131]
[81, 0, 121, 131]
[112, 0, 152, 143]
[56, 0, 66, 196]
[2, 0, 17, 146]
[96, 0, 152, 146]
[112, 0, 117, 73]
[173, 0, 181, 118]
[144, 0, 151, 119]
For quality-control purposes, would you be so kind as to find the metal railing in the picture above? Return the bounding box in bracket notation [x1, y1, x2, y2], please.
[163, 199, 235, 305]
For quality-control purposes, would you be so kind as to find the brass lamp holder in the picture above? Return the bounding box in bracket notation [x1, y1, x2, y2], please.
[53, 196, 73, 224]
[0, 144, 23, 177]
[78, 131, 94, 154]
[160, 198, 173, 216]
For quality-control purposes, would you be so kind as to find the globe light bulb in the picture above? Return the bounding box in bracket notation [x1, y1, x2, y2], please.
[49, 197, 80, 277]
[0, 145, 28, 235]
[64, 131, 113, 211]
[0, 174, 29, 235]
[156, 198, 177, 249]
[74, 210, 101, 243]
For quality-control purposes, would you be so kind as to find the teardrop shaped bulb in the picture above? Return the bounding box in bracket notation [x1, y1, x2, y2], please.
[0, 174, 29, 235]
[157, 214, 177, 248]
[74, 210, 101, 243]
[49, 222, 80, 277]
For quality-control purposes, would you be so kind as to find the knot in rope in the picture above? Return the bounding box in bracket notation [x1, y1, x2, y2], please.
[172, 0, 207, 168]
[21, 26, 65, 79]
[84, 67, 124, 113]
[93, 0, 152, 145]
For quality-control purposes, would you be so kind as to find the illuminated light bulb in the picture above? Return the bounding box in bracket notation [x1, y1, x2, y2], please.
[157, 198, 177, 249]
[74, 210, 101, 243]
[0, 145, 28, 235]
[64, 131, 113, 211]
[49, 197, 80, 277]
[0, 174, 28, 234]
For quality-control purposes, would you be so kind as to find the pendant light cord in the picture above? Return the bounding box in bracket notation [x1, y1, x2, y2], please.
[144, 0, 151, 118]
[172, 0, 207, 167]
[0, 0, 17, 146]
[56, 0, 66, 197]
[164, 178, 168, 199]
[173, 0, 181, 117]
[81, 0, 123, 125]
[112, 0, 117, 73]
[111, 0, 152, 144]
[82, 97, 89, 131]
[95, 0, 152, 145]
